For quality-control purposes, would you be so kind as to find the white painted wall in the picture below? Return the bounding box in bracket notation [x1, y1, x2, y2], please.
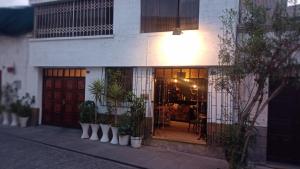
[0, 35, 30, 98]
[0, 35, 43, 124]
[29, 0, 239, 67]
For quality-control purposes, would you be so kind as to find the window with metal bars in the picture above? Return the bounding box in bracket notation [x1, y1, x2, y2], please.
[34, 0, 113, 38]
[141, 0, 199, 33]
[106, 68, 133, 93]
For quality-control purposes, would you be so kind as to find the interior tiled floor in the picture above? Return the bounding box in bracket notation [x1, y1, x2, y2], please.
[153, 121, 206, 145]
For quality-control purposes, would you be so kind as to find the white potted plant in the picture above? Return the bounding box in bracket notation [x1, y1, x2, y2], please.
[118, 112, 131, 146]
[99, 113, 112, 142]
[9, 100, 22, 127]
[89, 79, 106, 141]
[129, 94, 145, 148]
[78, 101, 95, 139]
[18, 93, 35, 128]
[1, 83, 18, 126]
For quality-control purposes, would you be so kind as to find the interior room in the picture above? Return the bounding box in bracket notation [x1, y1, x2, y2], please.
[153, 68, 208, 144]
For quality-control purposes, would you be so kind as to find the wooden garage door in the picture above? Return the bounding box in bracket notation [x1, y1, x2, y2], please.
[267, 79, 300, 165]
[42, 69, 86, 128]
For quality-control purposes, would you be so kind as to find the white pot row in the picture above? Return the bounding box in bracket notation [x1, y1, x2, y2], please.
[80, 123, 142, 148]
[1, 112, 29, 127]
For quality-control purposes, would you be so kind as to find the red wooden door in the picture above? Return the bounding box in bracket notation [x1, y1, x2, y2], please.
[43, 77, 85, 128]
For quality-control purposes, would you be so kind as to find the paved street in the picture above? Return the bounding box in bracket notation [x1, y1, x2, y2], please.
[1, 126, 299, 169]
[0, 126, 228, 169]
[0, 132, 135, 169]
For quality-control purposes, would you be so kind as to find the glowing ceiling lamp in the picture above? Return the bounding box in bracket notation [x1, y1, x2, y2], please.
[172, 0, 183, 35]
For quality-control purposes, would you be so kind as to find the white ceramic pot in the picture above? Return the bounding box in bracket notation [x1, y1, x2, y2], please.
[2, 112, 10, 125]
[89, 124, 99, 141]
[19, 117, 29, 128]
[110, 127, 119, 145]
[80, 123, 90, 139]
[131, 136, 142, 148]
[10, 113, 18, 127]
[100, 124, 110, 142]
[119, 135, 129, 146]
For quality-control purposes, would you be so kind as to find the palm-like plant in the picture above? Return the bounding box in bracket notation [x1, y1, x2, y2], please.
[107, 83, 125, 125]
[89, 79, 105, 123]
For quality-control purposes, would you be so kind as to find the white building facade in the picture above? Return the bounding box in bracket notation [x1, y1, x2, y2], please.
[3, 0, 294, 164]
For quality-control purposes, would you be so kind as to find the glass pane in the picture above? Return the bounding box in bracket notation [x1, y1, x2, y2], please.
[199, 69, 208, 79]
[191, 69, 199, 78]
[172, 69, 180, 79]
[47, 69, 53, 77]
[70, 69, 75, 77]
[155, 69, 164, 78]
[52, 69, 58, 77]
[182, 69, 190, 79]
[58, 69, 63, 77]
[165, 69, 172, 79]
[64, 69, 70, 77]
[75, 69, 81, 77]
[81, 69, 86, 77]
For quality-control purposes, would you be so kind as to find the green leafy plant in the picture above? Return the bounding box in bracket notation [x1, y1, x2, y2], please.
[118, 113, 131, 136]
[89, 79, 105, 123]
[107, 70, 127, 126]
[1, 82, 18, 113]
[128, 94, 145, 137]
[17, 93, 35, 117]
[98, 113, 113, 125]
[0, 104, 6, 113]
[78, 100, 95, 123]
[217, 0, 300, 168]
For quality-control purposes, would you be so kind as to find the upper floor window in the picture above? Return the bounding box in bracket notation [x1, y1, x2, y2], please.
[34, 0, 113, 38]
[141, 0, 199, 33]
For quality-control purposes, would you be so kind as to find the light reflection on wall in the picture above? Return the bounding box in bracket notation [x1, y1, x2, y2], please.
[160, 30, 203, 66]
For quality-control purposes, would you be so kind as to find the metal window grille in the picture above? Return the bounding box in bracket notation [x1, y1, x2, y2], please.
[207, 68, 235, 145]
[34, 0, 113, 38]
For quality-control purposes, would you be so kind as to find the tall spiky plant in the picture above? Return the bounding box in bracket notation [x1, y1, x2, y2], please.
[89, 79, 105, 123]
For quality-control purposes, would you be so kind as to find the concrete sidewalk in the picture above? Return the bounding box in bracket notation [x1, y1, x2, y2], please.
[0, 125, 228, 169]
[1, 125, 297, 169]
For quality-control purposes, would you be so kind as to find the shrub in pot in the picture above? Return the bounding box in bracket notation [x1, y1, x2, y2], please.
[99, 113, 112, 142]
[118, 112, 131, 146]
[0, 104, 5, 124]
[89, 79, 106, 141]
[1, 83, 18, 126]
[107, 83, 127, 145]
[18, 93, 35, 128]
[78, 101, 94, 139]
[9, 100, 22, 127]
[128, 94, 145, 148]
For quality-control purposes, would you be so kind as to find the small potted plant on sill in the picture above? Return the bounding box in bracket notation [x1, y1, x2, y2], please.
[129, 94, 145, 148]
[118, 112, 131, 146]
[18, 93, 35, 128]
[79, 100, 95, 139]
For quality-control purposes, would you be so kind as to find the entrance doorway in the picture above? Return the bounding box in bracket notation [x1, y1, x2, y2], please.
[153, 68, 208, 144]
[267, 79, 300, 165]
[42, 68, 86, 128]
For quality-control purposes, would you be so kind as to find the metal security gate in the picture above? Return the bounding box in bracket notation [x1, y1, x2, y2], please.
[207, 68, 234, 145]
[42, 68, 86, 128]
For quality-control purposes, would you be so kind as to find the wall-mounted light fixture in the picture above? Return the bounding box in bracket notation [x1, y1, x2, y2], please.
[173, 0, 183, 35]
